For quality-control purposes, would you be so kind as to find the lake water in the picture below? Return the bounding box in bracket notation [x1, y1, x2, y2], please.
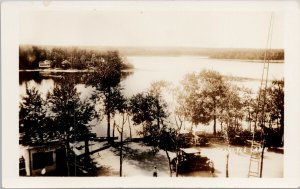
[19, 56, 284, 137]
[122, 56, 283, 97]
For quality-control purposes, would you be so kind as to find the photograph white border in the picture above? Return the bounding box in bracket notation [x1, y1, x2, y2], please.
[2, 1, 300, 188]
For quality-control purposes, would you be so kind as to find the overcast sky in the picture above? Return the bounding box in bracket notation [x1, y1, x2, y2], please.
[19, 11, 284, 48]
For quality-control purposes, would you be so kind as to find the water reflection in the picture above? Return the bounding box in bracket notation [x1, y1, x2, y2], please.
[19, 56, 284, 98]
[19, 70, 133, 96]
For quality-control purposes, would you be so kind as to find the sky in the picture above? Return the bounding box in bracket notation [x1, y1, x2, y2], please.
[19, 11, 284, 49]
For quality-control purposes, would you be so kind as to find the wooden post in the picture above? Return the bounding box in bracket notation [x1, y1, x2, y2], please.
[119, 125, 123, 177]
[226, 153, 229, 178]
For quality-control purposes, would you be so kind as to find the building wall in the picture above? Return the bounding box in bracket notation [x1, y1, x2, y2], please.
[22, 144, 62, 176]
[29, 147, 57, 176]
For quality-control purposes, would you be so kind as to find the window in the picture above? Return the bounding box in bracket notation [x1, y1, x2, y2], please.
[32, 151, 53, 170]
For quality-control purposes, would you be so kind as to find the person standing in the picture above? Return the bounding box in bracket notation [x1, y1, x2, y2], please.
[153, 166, 158, 177]
[209, 160, 215, 177]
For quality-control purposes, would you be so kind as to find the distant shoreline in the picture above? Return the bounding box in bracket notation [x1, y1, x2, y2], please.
[19, 69, 94, 72]
[19, 56, 284, 73]
[126, 55, 284, 63]
[210, 58, 284, 64]
[19, 69, 134, 73]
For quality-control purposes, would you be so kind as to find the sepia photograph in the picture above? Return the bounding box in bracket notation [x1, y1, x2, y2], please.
[2, 0, 300, 188]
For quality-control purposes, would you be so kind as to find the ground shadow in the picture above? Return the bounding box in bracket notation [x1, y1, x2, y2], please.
[111, 143, 170, 173]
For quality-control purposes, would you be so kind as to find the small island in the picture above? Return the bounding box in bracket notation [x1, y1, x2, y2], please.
[19, 45, 134, 72]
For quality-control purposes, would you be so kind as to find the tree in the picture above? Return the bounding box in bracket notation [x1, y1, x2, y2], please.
[113, 96, 129, 177]
[51, 47, 65, 68]
[269, 79, 284, 143]
[86, 51, 123, 143]
[159, 126, 177, 177]
[47, 76, 97, 175]
[129, 81, 179, 176]
[255, 79, 284, 147]
[129, 92, 163, 152]
[180, 70, 227, 135]
[19, 85, 50, 144]
[239, 87, 255, 132]
[129, 82, 169, 154]
[219, 84, 244, 144]
[19, 46, 47, 69]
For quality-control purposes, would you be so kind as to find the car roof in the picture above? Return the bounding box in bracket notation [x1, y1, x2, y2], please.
[180, 148, 201, 154]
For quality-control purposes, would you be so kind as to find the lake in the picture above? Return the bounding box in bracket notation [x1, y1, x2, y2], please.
[122, 56, 283, 97]
[19, 56, 284, 137]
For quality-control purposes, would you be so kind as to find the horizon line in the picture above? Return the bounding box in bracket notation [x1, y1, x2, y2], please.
[19, 44, 284, 50]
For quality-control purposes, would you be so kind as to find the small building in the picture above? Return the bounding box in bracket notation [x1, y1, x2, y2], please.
[38, 60, 51, 68]
[19, 142, 66, 176]
[61, 60, 71, 69]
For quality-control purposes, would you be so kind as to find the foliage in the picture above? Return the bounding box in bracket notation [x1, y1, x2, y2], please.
[85, 51, 125, 141]
[19, 86, 50, 144]
[19, 45, 131, 70]
[256, 79, 284, 146]
[129, 92, 168, 150]
[219, 84, 243, 126]
[48, 76, 97, 142]
[179, 70, 228, 135]
[129, 80, 170, 153]
[19, 75, 97, 144]
[113, 95, 128, 177]
[268, 80, 284, 132]
[239, 87, 255, 131]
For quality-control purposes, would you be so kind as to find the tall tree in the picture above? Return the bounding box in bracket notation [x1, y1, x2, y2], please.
[269, 79, 284, 142]
[86, 51, 123, 143]
[19, 85, 49, 144]
[129, 88, 168, 154]
[47, 76, 97, 175]
[256, 79, 284, 146]
[113, 96, 128, 177]
[180, 70, 227, 135]
[218, 84, 243, 144]
[239, 87, 255, 132]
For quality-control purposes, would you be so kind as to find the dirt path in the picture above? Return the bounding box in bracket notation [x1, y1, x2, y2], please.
[91, 142, 283, 177]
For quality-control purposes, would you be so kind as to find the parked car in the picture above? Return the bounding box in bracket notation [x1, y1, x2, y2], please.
[170, 148, 213, 173]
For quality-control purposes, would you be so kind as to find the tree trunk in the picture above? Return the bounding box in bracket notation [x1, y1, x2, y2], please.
[234, 117, 237, 131]
[107, 87, 111, 143]
[165, 149, 172, 177]
[65, 133, 71, 176]
[107, 112, 111, 142]
[279, 117, 284, 141]
[213, 114, 217, 136]
[113, 121, 115, 139]
[213, 101, 217, 136]
[128, 117, 132, 139]
[248, 111, 252, 132]
[120, 128, 123, 177]
[175, 150, 179, 177]
[156, 99, 160, 129]
[259, 141, 266, 178]
[220, 122, 223, 132]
